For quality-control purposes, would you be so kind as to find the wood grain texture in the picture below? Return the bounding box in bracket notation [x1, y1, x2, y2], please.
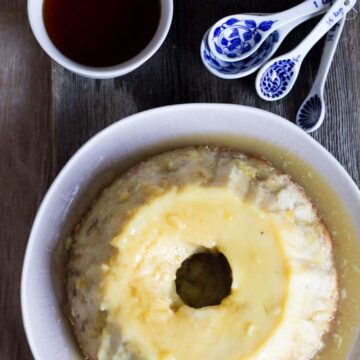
[53, 0, 360, 188]
[0, 0, 52, 359]
[0, 0, 359, 359]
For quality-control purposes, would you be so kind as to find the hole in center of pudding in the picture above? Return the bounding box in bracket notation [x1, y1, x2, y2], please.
[175, 249, 233, 309]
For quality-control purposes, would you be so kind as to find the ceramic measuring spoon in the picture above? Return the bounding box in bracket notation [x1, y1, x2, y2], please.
[201, 11, 325, 79]
[208, 0, 332, 63]
[256, 0, 355, 101]
[296, 17, 345, 132]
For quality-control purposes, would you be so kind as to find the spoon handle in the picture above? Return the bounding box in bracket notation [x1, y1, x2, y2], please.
[292, 0, 355, 56]
[313, 16, 346, 90]
[276, 0, 332, 24]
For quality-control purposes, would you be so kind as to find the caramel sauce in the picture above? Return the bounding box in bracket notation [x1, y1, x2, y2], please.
[43, 0, 161, 67]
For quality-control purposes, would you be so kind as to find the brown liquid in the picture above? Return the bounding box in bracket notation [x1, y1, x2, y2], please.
[43, 0, 161, 67]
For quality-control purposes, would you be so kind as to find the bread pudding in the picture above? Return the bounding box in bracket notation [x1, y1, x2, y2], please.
[66, 146, 338, 360]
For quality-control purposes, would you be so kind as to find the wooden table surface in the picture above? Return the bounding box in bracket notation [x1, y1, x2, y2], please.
[1, 0, 359, 358]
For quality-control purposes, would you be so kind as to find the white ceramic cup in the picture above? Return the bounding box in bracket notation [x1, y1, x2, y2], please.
[27, 0, 173, 79]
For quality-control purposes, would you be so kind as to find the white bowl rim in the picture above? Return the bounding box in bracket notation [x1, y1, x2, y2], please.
[21, 103, 360, 359]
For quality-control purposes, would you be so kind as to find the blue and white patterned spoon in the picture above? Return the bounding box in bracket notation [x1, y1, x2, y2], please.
[208, 0, 332, 63]
[296, 17, 345, 132]
[201, 11, 325, 80]
[256, 0, 356, 101]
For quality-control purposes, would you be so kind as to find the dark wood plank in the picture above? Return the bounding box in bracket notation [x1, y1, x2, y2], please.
[0, 1, 53, 359]
[312, 16, 360, 186]
[53, 0, 360, 188]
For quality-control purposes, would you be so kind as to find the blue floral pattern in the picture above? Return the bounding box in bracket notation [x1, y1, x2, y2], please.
[202, 31, 280, 75]
[259, 59, 297, 99]
[296, 95, 323, 131]
[211, 17, 277, 59]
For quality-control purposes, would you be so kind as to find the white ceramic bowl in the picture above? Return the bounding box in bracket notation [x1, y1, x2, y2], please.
[21, 104, 360, 359]
[27, 0, 173, 79]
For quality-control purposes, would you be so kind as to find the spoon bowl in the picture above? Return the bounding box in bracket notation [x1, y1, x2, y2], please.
[257, 56, 302, 100]
[297, 94, 325, 132]
[296, 17, 346, 132]
[256, 0, 356, 101]
[207, 0, 332, 63]
[201, 2, 332, 80]
[200, 11, 325, 80]
[201, 28, 280, 79]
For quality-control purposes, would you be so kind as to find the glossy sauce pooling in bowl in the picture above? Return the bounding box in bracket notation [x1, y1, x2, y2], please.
[54, 135, 360, 359]
[158, 135, 360, 360]
[43, 0, 161, 67]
